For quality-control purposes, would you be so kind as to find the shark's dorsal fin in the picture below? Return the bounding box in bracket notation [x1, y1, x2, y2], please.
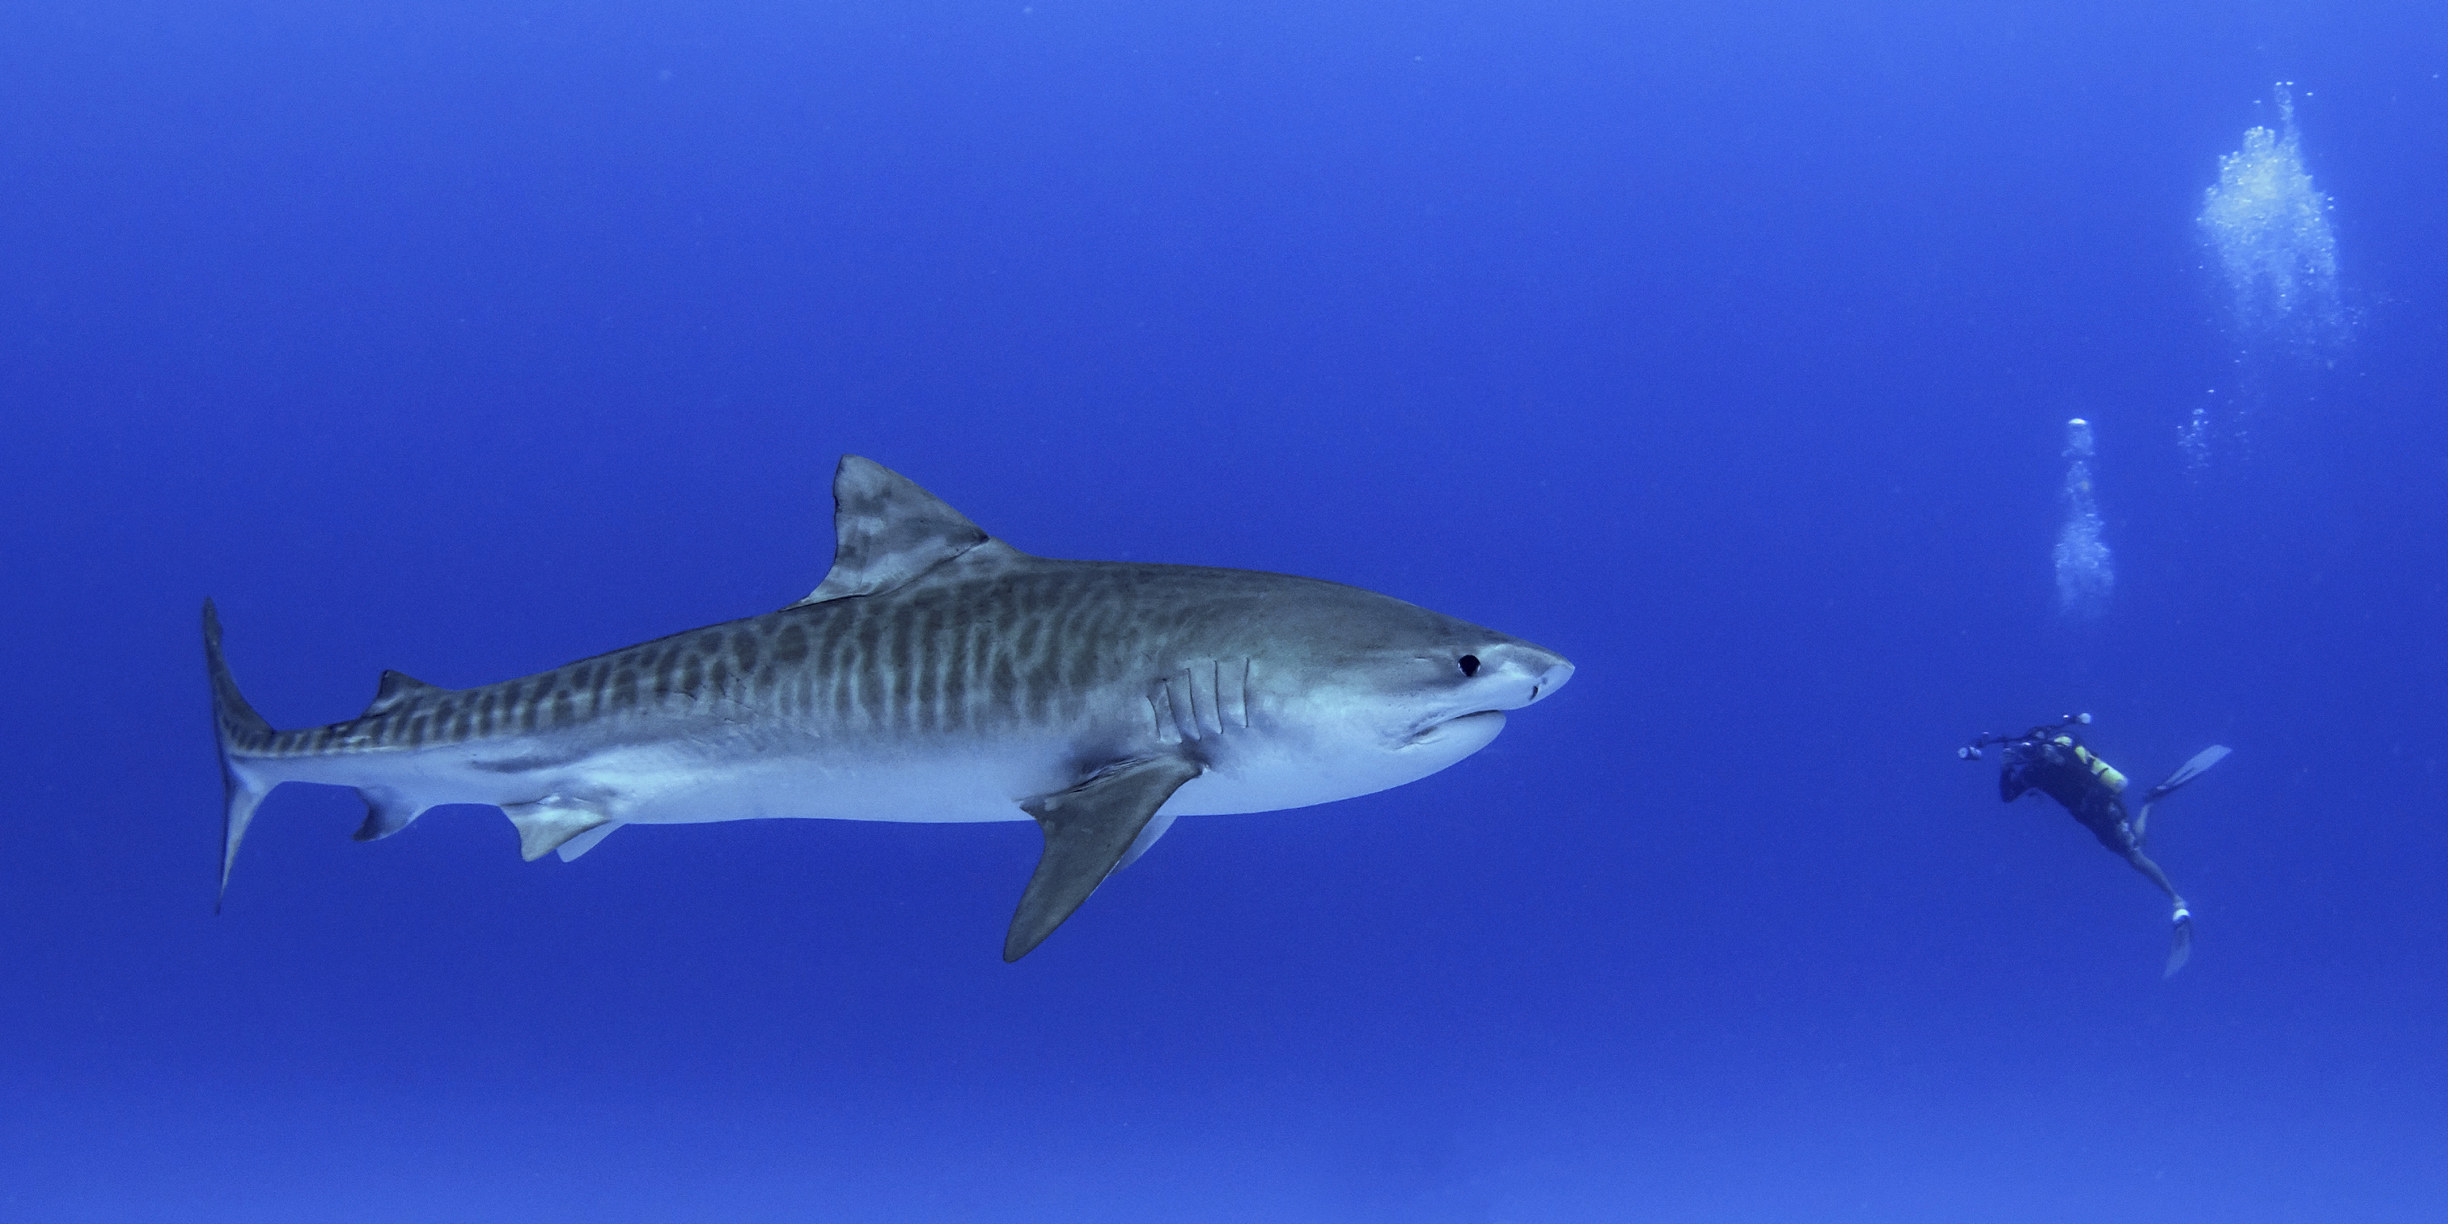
[364, 670, 444, 718]
[793, 456, 994, 606]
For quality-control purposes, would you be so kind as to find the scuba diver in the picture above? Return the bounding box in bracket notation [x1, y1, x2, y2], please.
[1959, 714, 2230, 976]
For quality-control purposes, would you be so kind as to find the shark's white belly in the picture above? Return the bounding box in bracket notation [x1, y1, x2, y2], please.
[303, 729, 1069, 828]
[582, 737, 1063, 826]
[1161, 709, 1508, 816]
[281, 697, 1506, 830]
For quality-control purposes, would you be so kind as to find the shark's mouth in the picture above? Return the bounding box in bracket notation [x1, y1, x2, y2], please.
[1404, 709, 1506, 748]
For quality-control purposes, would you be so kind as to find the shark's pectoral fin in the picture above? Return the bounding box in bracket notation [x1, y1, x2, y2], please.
[1116, 809, 1181, 872]
[1006, 755, 1202, 962]
[502, 797, 617, 862]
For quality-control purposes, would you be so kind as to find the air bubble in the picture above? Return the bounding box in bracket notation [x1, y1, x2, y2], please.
[2054, 418, 2113, 621]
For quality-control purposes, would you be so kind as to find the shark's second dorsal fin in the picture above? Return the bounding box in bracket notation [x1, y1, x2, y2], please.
[364, 669, 444, 718]
[793, 456, 993, 606]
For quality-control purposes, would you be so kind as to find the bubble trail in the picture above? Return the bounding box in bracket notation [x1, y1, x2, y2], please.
[2054, 417, 2113, 621]
[2197, 82, 2345, 353]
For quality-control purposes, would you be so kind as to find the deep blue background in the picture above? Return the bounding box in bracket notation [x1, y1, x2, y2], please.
[4, 1, 2445, 1219]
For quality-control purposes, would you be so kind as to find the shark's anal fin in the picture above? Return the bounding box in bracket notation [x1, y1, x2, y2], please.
[502, 797, 617, 862]
[1006, 755, 1202, 962]
[352, 787, 427, 842]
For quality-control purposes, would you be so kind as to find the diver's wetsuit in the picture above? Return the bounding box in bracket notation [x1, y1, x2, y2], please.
[1998, 733, 2184, 910]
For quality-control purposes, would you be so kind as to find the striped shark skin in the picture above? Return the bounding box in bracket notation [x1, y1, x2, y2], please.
[206, 456, 1574, 960]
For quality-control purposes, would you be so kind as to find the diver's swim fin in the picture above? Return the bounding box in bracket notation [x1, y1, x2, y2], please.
[2163, 906, 2194, 978]
[2143, 745, 2231, 805]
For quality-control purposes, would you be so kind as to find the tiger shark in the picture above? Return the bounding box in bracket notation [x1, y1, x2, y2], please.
[207, 456, 1574, 959]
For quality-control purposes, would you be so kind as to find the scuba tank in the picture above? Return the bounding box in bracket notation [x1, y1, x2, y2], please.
[2055, 735, 2128, 793]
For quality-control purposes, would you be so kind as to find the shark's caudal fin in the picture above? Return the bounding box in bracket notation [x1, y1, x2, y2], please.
[203, 599, 276, 911]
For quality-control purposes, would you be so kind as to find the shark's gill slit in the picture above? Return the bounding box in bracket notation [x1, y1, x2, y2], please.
[1172, 667, 1204, 741]
[1147, 688, 1179, 745]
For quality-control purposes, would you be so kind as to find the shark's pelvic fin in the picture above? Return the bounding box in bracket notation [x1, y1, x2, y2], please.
[363, 669, 446, 718]
[203, 599, 276, 911]
[1006, 756, 1203, 962]
[793, 456, 993, 607]
[555, 821, 623, 862]
[503, 798, 617, 862]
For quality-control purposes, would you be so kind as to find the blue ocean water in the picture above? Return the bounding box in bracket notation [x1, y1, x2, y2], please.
[4, 1, 2445, 1219]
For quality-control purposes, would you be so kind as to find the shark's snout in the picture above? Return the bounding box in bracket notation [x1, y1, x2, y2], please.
[1528, 658, 1574, 704]
[1483, 641, 1573, 710]
[1397, 642, 1571, 749]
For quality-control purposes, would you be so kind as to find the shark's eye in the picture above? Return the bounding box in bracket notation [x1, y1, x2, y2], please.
[1458, 654, 1481, 678]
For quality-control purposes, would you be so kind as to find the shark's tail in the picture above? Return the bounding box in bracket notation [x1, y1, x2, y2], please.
[203, 599, 277, 910]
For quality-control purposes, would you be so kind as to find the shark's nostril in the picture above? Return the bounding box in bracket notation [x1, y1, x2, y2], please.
[1530, 661, 1575, 700]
